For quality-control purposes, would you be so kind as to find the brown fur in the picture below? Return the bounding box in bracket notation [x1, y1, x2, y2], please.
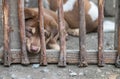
[45, 0, 98, 36]
[25, 8, 68, 54]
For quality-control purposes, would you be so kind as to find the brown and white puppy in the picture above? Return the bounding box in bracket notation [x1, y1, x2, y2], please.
[25, 8, 68, 54]
[43, 0, 115, 36]
[43, 0, 98, 36]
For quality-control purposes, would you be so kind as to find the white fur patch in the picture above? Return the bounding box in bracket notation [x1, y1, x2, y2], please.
[67, 28, 79, 36]
[63, 0, 76, 12]
[43, 0, 50, 9]
[88, 1, 98, 21]
[49, 43, 60, 50]
[103, 20, 115, 32]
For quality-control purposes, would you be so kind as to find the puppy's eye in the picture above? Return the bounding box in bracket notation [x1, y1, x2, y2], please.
[26, 31, 32, 38]
[26, 29, 33, 38]
[45, 30, 50, 38]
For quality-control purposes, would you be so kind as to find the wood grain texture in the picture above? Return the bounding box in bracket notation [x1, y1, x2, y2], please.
[0, 49, 117, 65]
[58, 0, 67, 67]
[3, 0, 11, 66]
[98, 0, 105, 67]
[78, 0, 88, 67]
[18, 0, 30, 65]
[115, 0, 120, 68]
[38, 0, 47, 65]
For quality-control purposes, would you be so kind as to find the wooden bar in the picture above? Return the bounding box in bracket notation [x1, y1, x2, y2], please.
[9, 0, 20, 49]
[115, 0, 120, 68]
[114, 0, 118, 50]
[78, 0, 88, 67]
[0, 49, 117, 65]
[38, 0, 47, 65]
[98, 0, 105, 67]
[0, 0, 3, 49]
[58, 0, 67, 67]
[3, 0, 11, 66]
[18, 0, 30, 65]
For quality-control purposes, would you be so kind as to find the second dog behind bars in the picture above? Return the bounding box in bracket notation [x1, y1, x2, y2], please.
[43, 0, 115, 36]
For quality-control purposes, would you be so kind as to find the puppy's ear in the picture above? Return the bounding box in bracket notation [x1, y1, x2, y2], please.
[49, 20, 59, 40]
[24, 8, 38, 19]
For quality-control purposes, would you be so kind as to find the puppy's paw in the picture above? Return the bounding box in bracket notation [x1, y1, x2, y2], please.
[48, 43, 60, 50]
[67, 28, 79, 36]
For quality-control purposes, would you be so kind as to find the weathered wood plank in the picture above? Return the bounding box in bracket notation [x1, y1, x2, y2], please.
[98, 0, 105, 67]
[9, 0, 20, 49]
[78, 0, 88, 67]
[58, 0, 67, 67]
[0, 49, 117, 65]
[38, 0, 47, 65]
[18, 0, 30, 64]
[3, 0, 11, 66]
[114, 0, 118, 50]
[115, 0, 120, 68]
[0, 0, 3, 50]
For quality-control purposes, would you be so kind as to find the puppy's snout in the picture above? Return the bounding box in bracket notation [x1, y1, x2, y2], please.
[30, 45, 39, 52]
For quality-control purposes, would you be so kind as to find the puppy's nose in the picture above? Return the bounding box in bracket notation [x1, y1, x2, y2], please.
[30, 45, 39, 52]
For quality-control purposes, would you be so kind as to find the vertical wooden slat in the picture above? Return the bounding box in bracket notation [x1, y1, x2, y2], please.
[0, 0, 3, 49]
[58, 0, 67, 67]
[114, 0, 118, 50]
[38, 0, 47, 65]
[3, 0, 11, 66]
[18, 0, 30, 65]
[98, 0, 105, 67]
[115, 0, 120, 68]
[9, 0, 20, 49]
[78, 0, 88, 67]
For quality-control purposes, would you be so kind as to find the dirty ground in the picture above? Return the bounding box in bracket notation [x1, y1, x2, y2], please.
[0, 64, 120, 79]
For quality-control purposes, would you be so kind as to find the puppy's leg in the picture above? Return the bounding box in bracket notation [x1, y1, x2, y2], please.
[48, 43, 60, 50]
[47, 39, 60, 50]
[67, 28, 79, 36]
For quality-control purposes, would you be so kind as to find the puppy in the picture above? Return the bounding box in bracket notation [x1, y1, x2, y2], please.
[25, 8, 68, 54]
[45, 0, 98, 36]
[43, 0, 115, 36]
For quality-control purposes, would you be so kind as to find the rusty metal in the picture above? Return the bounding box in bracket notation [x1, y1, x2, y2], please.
[115, 0, 120, 68]
[38, 0, 47, 65]
[98, 0, 105, 67]
[58, 0, 67, 67]
[18, 0, 30, 65]
[3, 0, 11, 66]
[78, 0, 88, 67]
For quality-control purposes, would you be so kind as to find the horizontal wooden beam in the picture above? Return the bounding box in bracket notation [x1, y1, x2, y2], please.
[0, 49, 117, 65]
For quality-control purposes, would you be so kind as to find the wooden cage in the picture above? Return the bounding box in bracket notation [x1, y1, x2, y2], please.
[0, 0, 120, 68]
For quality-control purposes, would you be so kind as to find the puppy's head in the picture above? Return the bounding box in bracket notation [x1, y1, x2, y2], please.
[25, 20, 41, 54]
[25, 8, 61, 54]
[25, 8, 41, 54]
[25, 20, 54, 54]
